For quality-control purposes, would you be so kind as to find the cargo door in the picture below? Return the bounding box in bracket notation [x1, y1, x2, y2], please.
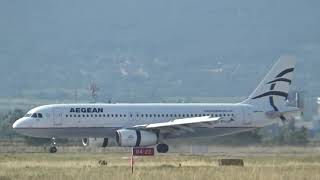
[129, 112, 140, 126]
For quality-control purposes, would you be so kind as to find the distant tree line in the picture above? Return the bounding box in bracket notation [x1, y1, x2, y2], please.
[258, 121, 309, 146]
[0, 109, 25, 139]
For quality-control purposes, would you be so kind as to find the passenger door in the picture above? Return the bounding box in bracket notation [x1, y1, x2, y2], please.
[53, 108, 63, 126]
[242, 107, 253, 126]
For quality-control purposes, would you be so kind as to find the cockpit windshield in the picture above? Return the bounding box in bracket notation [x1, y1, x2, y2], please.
[29, 113, 43, 118]
[24, 114, 32, 117]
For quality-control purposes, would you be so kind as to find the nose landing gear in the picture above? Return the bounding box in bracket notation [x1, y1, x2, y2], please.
[49, 137, 57, 153]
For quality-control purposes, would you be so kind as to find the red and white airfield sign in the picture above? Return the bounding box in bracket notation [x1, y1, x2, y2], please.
[130, 147, 155, 173]
[132, 147, 155, 156]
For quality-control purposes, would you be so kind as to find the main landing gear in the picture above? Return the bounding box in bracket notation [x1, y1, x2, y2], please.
[156, 144, 169, 153]
[49, 137, 57, 153]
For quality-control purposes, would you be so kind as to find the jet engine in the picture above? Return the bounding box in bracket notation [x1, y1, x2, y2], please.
[82, 138, 109, 148]
[116, 129, 158, 147]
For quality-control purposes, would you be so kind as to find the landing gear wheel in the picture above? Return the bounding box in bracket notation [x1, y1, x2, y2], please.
[49, 137, 57, 153]
[49, 146, 57, 153]
[157, 144, 169, 153]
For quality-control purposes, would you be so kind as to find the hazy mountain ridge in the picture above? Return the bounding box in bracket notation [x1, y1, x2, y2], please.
[0, 0, 319, 101]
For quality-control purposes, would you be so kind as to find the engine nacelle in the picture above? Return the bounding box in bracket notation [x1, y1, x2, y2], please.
[116, 129, 158, 147]
[82, 138, 90, 146]
[82, 138, 109, 148]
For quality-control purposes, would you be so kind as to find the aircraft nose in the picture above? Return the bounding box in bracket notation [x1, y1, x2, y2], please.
[12, 118, 23, 129]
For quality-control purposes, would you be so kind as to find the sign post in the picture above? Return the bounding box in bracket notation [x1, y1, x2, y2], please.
[130, 147, 155, 174]
[130, 148, 134, 174]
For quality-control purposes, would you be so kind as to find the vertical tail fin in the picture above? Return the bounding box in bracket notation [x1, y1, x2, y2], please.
[243, 56, 296, 111]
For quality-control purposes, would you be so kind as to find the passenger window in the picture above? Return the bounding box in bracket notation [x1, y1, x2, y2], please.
[74, 115, 77, 117]
[91, 114, 93, 117]
[103, 114, 106, 117]
[119, 114, 122, 117]
[83, 115, 85, 117]
[115, 114, 118, 117]
[78, 115, 81, 117]
[99, 114, 101, 117]
[66, 115, 68, 118]
[95, 114, 98, 117]
[124, 114, 126, 117]
[87, 114, 89, 117]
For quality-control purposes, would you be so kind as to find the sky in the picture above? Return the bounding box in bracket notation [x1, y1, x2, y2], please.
[0, 0, 319, 101]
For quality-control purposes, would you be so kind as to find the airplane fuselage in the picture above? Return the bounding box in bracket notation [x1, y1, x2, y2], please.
[13, 103, 271, 139]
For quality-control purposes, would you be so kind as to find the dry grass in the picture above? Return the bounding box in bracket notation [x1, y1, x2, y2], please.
[0, 151, 320, 180]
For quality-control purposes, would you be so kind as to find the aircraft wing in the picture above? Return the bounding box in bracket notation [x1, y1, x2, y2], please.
[133, 116, 221, 135]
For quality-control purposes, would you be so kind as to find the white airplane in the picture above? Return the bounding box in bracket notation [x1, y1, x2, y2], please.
[13, 57, 299, 153]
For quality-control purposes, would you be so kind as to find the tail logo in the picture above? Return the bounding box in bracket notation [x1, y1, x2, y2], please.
[251, 67, 294, 121]
[252, 68, 294, 100]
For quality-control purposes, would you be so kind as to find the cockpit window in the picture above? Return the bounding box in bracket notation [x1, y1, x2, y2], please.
[24, 114, 32, 117]
[31, 113, 38, 118]
[38, 113, 43, 118]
